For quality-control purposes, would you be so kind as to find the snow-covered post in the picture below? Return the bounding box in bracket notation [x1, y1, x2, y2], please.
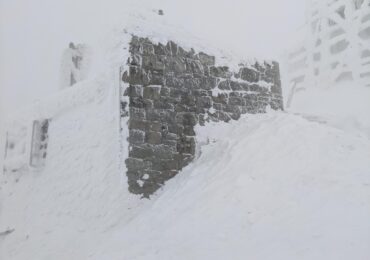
[59, 43, 91, 89]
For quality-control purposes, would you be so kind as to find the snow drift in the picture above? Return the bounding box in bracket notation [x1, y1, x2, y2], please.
[1, 107, 370, 259]
[1, 3, 369, 260]
[91, 111, 370, 260]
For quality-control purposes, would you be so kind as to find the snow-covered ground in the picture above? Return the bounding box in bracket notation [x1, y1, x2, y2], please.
[93, 111, 370, 260]
[1, 1, 370, 259]
[287, 83, 370, 139]
[2, 108, 370, 259]
[0, 77, 141, 258]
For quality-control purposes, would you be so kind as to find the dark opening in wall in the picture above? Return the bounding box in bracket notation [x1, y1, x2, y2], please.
[30, 119, 50, 168]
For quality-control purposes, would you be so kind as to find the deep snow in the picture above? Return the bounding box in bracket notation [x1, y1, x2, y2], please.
[1, 2, 370, 260]
[91, 112, 370, 260]
[287, 83, 370, 139]
[1, 106, 369, 259]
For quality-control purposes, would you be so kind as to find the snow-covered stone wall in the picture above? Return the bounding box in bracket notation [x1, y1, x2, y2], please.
[122, 36, 283, 197]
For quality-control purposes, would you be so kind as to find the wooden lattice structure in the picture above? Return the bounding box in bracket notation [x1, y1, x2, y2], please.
[287, 0, 370, 94]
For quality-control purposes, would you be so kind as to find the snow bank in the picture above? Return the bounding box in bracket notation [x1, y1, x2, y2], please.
[3, 110, 369, 260]
[1, 2, 369, 259]
[0, 74, 151, 259]
[288, 83, 370, 138]
[92, 112, 370, 260]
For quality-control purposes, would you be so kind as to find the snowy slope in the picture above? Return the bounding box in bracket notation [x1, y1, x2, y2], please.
[3, 109, 369, 259]
[287, 83, 370, 139]
[90, 112, 370, 260]
[1, 3, 369, 260]
[0, 76, 150, 259]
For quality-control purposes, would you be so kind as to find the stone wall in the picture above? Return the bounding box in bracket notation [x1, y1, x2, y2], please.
[121, 36, 283, 197]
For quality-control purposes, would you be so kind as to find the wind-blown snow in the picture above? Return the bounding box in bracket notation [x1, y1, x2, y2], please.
[0, 76, 149, 259]
[2, 106, 369, 259]
[1, 1, 369, 259]
[90, 112, 370, 260]
[287, 83, 370, 139]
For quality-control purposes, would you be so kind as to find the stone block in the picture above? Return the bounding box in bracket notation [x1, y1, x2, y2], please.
[130, 97, 146, 109]
[151, 145, 176, 160]
[243, 94, 258, 105]
[129, 66, 151, 85]
[165, 75, 184, 88]
[167, 41, 179, 56]
[160, 87, 170, 96]
[213, 103, 224, 111]
[192, 89, 209, 97]
[239, 67, 260, 82]
[230, 81, 243, 91]
[152, 159, 179, 171]
[143, 86, 161, 100]
[130, 145, 154, 159]
[129, 119, 147, 131]
[218, 80, 231, 90]
[229, 91, 242, 97]
[176, 112, 198, 126]
[122, 71, 129, 83]
[167, 123, 183, 136]
[200, 77, 217, 90]
[149, 109, 176, 124]
[212, 93, 228, 104]
[129, 129, 145, 144]
[210, 66, 231, 78]
[186, 59, 204, 74]
[175, 104, 191, 113]
[249, 84, 262, 92]
[154, 43, 169, 55]
[166, 56, 187, 74]
[145, 131, 162, 145]
[241, 84, 250, 92]
[148, 121, 163, 132]
[183, 125, 196, 136]
[170, 88, 189, 99]
[184, 78, 201, 89]
[125, 157, 151, 171]
[185, 48, 196, 59]
[149, 71, 165, 85]
[181, 95, 196, 107]
[127, 85, 143, 97]
[198, 52, 215, 66]
[196, 96, 212, 109]
[177, 136, 196, 155]
[130, 107, 146, 120]
[230, 112, 242, 120]
[142, 55, 165, 72]
[129, 37, 143, 55]
[163, 139, 177, 149]
[218, 111, 231, 122]
[142, 43, 155, 55]
[198, 114, 206, 126]
[126, 170, 141, 182]
[165, 133, 177, 141]
[229, 97, 245, 106]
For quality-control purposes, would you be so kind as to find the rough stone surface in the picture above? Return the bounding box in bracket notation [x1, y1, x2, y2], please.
[122, 36, 284, 197]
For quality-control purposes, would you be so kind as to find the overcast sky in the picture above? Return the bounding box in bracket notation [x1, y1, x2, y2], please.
[0, 0, 306, 119]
